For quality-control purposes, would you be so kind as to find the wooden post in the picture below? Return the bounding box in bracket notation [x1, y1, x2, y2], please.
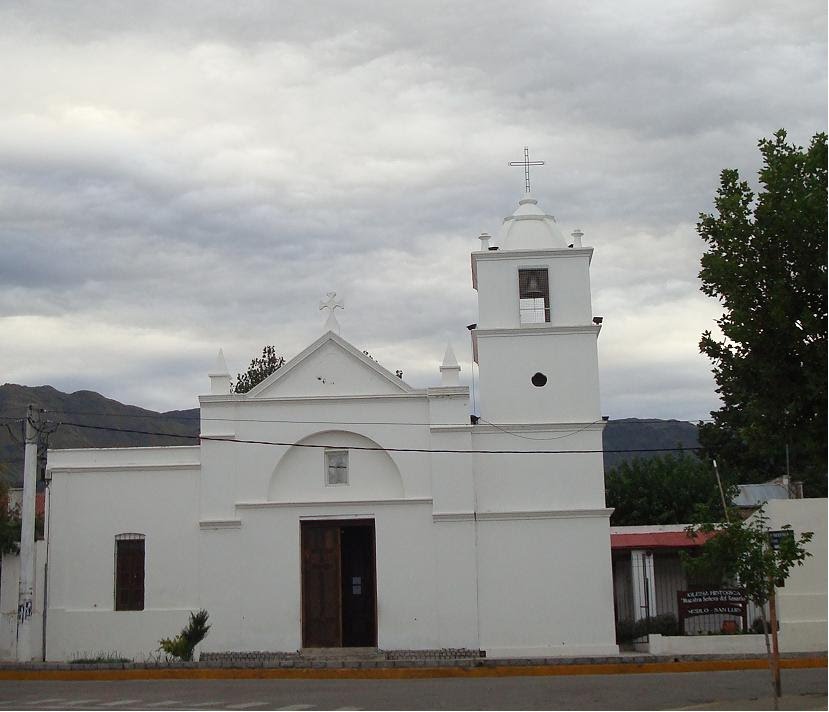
[769, 587, 782, 698]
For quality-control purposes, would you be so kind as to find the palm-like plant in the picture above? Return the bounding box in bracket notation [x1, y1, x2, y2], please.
[160, 609, 210, 661]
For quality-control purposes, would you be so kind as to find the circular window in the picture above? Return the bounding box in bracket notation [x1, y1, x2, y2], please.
[531, 372, 547, 387]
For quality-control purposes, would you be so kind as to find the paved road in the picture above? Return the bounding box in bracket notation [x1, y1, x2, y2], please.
[0, 669, 825, 710]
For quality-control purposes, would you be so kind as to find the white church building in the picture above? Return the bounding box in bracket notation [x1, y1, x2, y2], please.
[40, 188, 619, 661]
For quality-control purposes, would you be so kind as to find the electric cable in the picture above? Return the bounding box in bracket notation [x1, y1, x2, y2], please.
[16, 408, 715, 427]
[46, 419, 703, 456]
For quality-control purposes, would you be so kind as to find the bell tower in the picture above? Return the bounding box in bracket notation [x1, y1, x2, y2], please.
[470, 192, 602, 424]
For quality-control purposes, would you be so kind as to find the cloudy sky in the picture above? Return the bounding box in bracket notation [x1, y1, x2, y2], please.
[1, 0, 826, 421]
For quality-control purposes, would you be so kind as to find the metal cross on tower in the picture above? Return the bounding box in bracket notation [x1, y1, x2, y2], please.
[509, 146, 545, 194]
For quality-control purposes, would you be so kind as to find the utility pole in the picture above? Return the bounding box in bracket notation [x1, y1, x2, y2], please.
[16, 405, 38, 661]
[712, 459, 730, 522]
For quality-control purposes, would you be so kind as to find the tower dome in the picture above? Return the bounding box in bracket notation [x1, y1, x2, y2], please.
[498, 193, 568, 250]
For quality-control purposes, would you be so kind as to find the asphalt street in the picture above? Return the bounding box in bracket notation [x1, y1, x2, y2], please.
[0, 668, 825, 710]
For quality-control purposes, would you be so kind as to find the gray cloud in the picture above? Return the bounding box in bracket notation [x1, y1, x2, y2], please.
[0, 0, 825, 419]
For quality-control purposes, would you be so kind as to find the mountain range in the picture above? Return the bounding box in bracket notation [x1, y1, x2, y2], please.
[0, 383, 700, 486]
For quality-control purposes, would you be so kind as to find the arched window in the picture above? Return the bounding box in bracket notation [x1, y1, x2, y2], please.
[114, 533, 145, 611]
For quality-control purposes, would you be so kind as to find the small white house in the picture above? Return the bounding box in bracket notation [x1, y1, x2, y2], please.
[34, 191, 619, 662]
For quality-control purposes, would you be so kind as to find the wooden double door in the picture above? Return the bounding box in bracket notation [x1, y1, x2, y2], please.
[301, 520, 377, 647]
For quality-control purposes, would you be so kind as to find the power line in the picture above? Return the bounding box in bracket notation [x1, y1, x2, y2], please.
[48, 419, 703, 456]
[479, 417, 605, 441]
[12, 408, 715, 428]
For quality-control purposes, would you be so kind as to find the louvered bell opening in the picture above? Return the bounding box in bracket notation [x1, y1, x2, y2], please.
[518, 268, 550, 323]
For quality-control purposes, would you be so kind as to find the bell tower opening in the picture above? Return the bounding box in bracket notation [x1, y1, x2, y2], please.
[518, 268, 550, 324]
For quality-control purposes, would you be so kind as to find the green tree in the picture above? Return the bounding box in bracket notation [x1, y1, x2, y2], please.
[697, 130, 827, 495]
[683, 509, 812, 703]
[0, 465, 22, 555]
[605, 454, 731, 526]
[233, 346, 285, 394]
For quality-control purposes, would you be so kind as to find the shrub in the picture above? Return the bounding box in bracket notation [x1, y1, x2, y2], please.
[616, 614, 679, 643]
[647, 613, 679, 636]
[70, 650, 131, 664]
[159, 609, 210, 662]
[751, 616, 779, 634]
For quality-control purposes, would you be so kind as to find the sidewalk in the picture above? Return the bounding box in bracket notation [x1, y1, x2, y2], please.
[0, 651, 824, 681]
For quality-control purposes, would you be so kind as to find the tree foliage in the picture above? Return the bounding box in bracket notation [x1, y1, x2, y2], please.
[605, 454, 731, 526]
[683, 508, 813, 702]
[0, 465, 22, 555]
[233, 346, 285, 394]
[697, 130, 827, 495]
[683, 509, 812, 607]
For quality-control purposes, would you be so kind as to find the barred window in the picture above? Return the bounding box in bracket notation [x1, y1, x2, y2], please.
[325, 450, 349, 486]
[114, 533, 145, 611]
[518, 268, 550, 323]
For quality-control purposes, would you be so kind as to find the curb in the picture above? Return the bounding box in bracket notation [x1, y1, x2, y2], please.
[0, 656, 824, 681]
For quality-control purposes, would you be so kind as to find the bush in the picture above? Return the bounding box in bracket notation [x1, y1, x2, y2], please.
[751, 616, 779, 634]
[70, 650, 131, 664]
[615, 618, 639, 643]
[159, 609, 210, 661]
[616, 614, 679, 643]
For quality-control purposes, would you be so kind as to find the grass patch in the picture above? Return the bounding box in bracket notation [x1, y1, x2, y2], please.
[70, 651, 131, 664]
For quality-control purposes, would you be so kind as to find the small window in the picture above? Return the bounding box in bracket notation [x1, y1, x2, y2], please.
[519, 268, 550, 324]
[325, 450, 349, 486]
[114, 534, 145, 611]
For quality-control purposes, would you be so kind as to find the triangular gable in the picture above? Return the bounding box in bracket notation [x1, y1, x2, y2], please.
[245, 331, 413, 399]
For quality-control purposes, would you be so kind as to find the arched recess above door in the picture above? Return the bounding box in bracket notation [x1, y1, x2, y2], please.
[267, 430, 404, 502]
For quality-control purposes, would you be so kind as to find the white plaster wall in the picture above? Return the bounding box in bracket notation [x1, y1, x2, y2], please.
[268, 431, 404, 502]
[45, 459, 200, 662]
[760, 499, 827, 653]
[648, 633, 766, 656]
[255, 340, 405, 398]
[197, 500, 443, 653]
[48, 446, 200, 470]
[429, 431, 475, 516]
[471, 427, 606, 512]
[433, 520, 479, 648]
[199, 395, 436, 520]
[199, 438, 240, 521]
[198, 526, 243, 652]
[474, 251, 593, 329]
[0, 541, 46, 661]
[476, 515, 618, 656]
[426, 389, 469, 428]
[475, 330, 601, 423]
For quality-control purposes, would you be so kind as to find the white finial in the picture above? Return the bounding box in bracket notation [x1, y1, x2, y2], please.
[439, 342, 461, 386]
[571, 229, 584, 248]
[478, 232, 491, 250]
[208, 348, 232, 395]
[319, 291, 344, 334]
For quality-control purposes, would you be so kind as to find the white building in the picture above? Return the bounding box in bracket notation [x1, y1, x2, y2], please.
[37, 190, 619, 661]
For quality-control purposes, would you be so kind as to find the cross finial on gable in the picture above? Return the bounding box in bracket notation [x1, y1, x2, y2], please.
[319, 291, 344, 334]
[509, 146, 545, 194]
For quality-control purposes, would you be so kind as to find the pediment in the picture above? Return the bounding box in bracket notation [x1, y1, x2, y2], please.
[245, 331, 412, 399]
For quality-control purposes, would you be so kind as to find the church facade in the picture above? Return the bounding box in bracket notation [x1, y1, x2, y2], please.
[43, 191, 618, 661]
